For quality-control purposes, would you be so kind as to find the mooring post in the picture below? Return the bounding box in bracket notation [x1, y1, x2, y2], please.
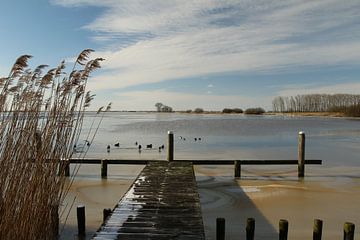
[246, 218, 255, 240]
[298, 131, 305, 178]
[344, 222, 355, 240]
[101, 159, 108, 178]
[51, 204, 59, 239]
[313, 219, 323, 240]
[167, 131, 174, 161]
[279, 219, 289, 240]
[103, 208, 112, 222]
[234, 160, 241, 178]
[58, 160, 70, 177]
[77, 205, 86, 237]
[216, 217, 225, 240]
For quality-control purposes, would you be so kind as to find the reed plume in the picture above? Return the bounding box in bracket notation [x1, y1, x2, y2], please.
[0, 50, 104, 239]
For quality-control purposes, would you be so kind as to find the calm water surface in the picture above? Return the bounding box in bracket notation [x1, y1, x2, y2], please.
[78, 112, 360, 167]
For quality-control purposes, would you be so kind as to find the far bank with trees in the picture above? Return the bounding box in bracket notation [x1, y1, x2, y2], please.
[272, 94, 360, 117]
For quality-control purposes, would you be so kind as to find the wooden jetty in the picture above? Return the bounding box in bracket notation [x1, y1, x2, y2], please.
[92, 161, 205, 240]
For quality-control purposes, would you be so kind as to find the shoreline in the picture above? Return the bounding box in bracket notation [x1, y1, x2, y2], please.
[84, 110, 360, 119]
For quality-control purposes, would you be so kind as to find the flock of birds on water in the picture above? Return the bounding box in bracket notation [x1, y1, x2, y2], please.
[106, 136, 203, 153]
[73, 136, 203, 154]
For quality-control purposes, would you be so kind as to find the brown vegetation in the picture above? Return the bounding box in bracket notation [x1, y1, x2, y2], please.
[0, 50, 108, 239]
[244, 107, 265, 115]
[272, 94, 360, 116]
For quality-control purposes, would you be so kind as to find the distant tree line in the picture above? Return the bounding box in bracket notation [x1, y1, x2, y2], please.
[272, 94, 360, 116]
[244, 107, 265, 115]
[155, 102, 173, 112]
[222, 108, 243, 114]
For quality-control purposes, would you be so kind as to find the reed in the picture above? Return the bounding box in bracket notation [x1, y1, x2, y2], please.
[0, 50, 106, 239]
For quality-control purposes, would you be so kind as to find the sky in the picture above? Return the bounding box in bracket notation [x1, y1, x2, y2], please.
[1, 0, 360, 111]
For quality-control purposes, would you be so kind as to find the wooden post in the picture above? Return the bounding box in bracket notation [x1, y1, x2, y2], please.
[59, 160, 70, 177]
[246, 218, 255, 240]
[298, 131, 305, 178]
[313, 219, 323, 240]
[103, 208, 112, 222]
[344, 222, 355, 240]
[216, 218, 225, 240]
[167, 131, 174, 161]
[279, 219, 288, 240]
[101, 159, 108, 178]
[234, 161, 241, 178]
[77, 205, 86, 237]
[51, 204, 59, 239]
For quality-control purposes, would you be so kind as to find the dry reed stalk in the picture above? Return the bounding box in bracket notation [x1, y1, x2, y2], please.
[0, 50, 107, 239]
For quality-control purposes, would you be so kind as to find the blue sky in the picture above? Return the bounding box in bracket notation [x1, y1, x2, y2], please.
[1, 0, 360, 111]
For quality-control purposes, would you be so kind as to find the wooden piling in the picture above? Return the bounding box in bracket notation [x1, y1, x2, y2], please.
[279, 219, 288, 240]
[344, 222, 355, 240]
[246, 218, 255, 240]
[59, 160, 70, 177]
[77, 205, 86, 237]
[51, 204, 59, 239]
[167, 131, 174, 161]
[313, 219, 323, 240]
[101, 159, 108, 178]
[234, 160, 241, 178]
[298, 131, 305, 178]
[103, 208, 111, 222]
[216, 218, 225, 240]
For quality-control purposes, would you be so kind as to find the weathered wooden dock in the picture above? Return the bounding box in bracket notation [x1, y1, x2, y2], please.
[92, 161, 205, 240]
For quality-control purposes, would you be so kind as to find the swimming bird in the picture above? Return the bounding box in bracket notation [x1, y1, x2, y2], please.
[179, 136, 183, 140]
[135, 141, 138, 145]
[161, 144, 165, 149]
[138, 144, 142, 150]
[107, 145, 110, 153]
[114, 142, 120, 147]
[195, 138, 197, 141]
[146, 144, 152, 149]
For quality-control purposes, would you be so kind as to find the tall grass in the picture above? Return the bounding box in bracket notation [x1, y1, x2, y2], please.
[0, 50, 105, 239]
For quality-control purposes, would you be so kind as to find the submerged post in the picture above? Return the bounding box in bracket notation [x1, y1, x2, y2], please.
[344, 222, 355, 240]
[167, 131, 174, 161]
[234, 161, 241, 178]
[246, 218, 255, 240]
[77, 205, 86, 237]
[51, 204, 59, 239]
[101, 159, 108, 178]
[298, 131, 305, 178]
[103, 208, 112, 222]
[216, 218, 225, 240]
[313, 219, 323, 240]
[279, 219, 288, 240]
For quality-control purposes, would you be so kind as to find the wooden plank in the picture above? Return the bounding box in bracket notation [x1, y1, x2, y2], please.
[92, 161, 205, 240]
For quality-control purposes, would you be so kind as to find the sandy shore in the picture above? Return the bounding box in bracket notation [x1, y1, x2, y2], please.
[61, 164, 360, 239]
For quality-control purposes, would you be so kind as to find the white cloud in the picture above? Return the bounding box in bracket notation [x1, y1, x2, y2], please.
[55, 0, 360, 93]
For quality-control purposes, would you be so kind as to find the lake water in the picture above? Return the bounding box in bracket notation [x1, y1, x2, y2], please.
[78, 112, 360, 167]
[65, 112, 360, 239]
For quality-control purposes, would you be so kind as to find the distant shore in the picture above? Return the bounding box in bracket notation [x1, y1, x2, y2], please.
[90, 110, 354, 118]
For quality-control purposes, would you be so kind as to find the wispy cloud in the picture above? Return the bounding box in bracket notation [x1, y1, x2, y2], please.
[54, 0, 360, 99]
